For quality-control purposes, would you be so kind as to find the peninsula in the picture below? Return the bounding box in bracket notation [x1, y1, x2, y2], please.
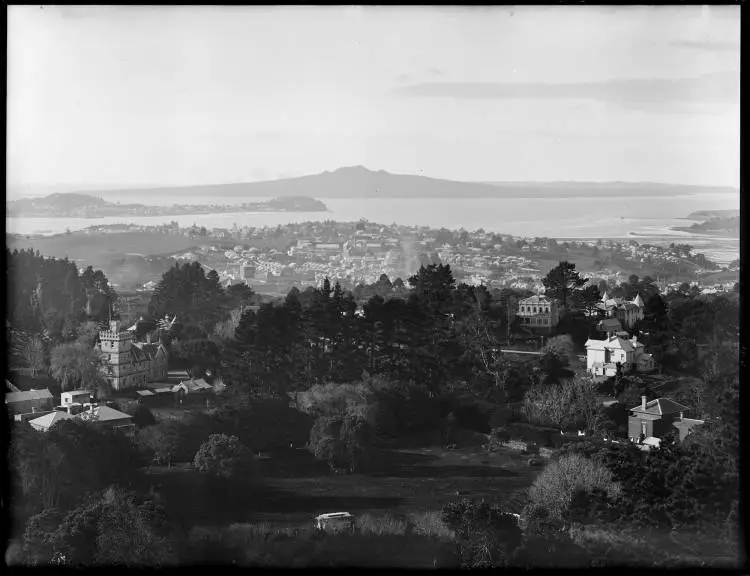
[6, 193, 328, 219]
[672, 210, 740, 238]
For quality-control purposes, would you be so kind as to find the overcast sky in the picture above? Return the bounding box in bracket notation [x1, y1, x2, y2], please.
[7, 5, 740, 190]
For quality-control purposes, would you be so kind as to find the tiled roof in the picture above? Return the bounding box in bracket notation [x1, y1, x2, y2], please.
[175, 378, 213, 393]
[585, 338, 607, 349]
[133, 342, 160, 360]
[77, 405, 132, 423]
[519, 295, 554, 305]
[130, 345, 146, 362]
[606, 336, 634, 352]
[29, 410, 74, 430]
[6, 388, 54, 403]
[6, 380, 21, 393]
[631, 397, 689, 416]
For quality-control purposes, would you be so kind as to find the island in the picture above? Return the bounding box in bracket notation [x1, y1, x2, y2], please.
[672, 210, 740, 238]
[6, 193, 328, 219]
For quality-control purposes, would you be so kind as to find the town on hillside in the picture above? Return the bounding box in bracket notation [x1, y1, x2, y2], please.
[6, 4, 740, 570]
[6, 242, 740, 567]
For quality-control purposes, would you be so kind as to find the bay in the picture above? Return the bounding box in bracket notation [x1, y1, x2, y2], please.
[6, 193, 739, 263]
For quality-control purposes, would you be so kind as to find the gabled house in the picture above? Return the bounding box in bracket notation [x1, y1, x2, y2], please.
[6, 388, 55, 416]
[79, 404, 134, 434]
[28, 403, 134, 435]
[627, 396, 703, 446]
[28, 410, 76, 432]
[597, 292, 645, 329]
[585, 334, 656, 377]
[172, 378, 214, 405]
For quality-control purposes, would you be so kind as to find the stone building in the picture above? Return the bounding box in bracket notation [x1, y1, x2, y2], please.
[96, 320, 168, 391]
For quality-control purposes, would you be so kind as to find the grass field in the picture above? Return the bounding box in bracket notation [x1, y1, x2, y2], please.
[142, 441, 536, 531]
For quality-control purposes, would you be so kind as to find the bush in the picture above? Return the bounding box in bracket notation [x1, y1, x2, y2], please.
[193, 434, 258, 484]
[528, 453, 621, 522]
[357, 512, 411, 536]
[442, 498, 523, 568]
[308, 415, 372, 473]
[408, 510, 454, 540]
[128, 404, 157, 428]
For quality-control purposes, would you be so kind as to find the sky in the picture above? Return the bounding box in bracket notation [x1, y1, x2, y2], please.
[7, 5, 741, 192]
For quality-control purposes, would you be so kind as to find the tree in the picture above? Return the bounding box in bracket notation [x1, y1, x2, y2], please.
[148, 261, 227, 336]
[21, 507, 65, 566]
[49, 486, 177, 566]
[22, 334, 47, 377]
[49, 341, 110, 397]
[574, 284, 602, 318]
[542, 261, 588, 311]
[541, 335, 574, 365]
[193, 434, 258, 482]
[170, 338, 221, 378]
[441, 498, 523, 568]
[136, 421, 193, 467]
[127, 404, 157, 428]
[528, 452, 622, 521]
[307, 414, 373, 473]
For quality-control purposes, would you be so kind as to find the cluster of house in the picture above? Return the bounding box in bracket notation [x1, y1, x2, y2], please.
[6, 375, 221, 435]
[514, 289, 706, 448]
[6, 318, 221, 433]
[5, 385, 136, 435]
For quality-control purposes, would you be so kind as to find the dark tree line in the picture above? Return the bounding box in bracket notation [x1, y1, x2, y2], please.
[219, 265, 529, 402]
[7, 248, 117, 340]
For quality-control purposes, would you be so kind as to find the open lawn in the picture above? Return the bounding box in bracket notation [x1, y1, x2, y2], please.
[140, 442, 536, 531]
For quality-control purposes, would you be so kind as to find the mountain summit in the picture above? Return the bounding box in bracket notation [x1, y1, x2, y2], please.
[46, 167, 736, 201]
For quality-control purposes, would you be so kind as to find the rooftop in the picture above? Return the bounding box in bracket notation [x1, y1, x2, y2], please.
[630, 397, 689, 416]
[28, 410, 75, 431]
[6, 388, 54, 403]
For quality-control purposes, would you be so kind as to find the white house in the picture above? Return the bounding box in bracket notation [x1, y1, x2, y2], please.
[585, 334, 656, 377]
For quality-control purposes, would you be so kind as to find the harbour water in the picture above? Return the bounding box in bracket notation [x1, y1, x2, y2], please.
[6, 193, 739, 263]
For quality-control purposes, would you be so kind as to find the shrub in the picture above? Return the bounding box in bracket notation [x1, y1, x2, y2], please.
[185, 526, 243, 565]
[127, 404, 157, 428]
[528, 452, 621, 522]
[308, 414, 372, 473]
[409, 510, 454, 540]
[442, 498, 523, 568]
[357, 512, 410, 536]
[193, 434, 257, 482]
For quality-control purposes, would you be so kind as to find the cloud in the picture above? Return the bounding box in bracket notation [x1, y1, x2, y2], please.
[672, 40, 741, 52]
[393, 72, 739, 111]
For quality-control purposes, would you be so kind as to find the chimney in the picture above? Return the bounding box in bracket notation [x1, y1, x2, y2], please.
[641, 395, 647, 411]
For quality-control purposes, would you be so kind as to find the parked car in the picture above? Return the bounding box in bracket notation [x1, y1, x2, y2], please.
[313, 512, 355, 534]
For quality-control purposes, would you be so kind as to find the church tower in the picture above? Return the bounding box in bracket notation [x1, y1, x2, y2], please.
[98, 320, 133, 390]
